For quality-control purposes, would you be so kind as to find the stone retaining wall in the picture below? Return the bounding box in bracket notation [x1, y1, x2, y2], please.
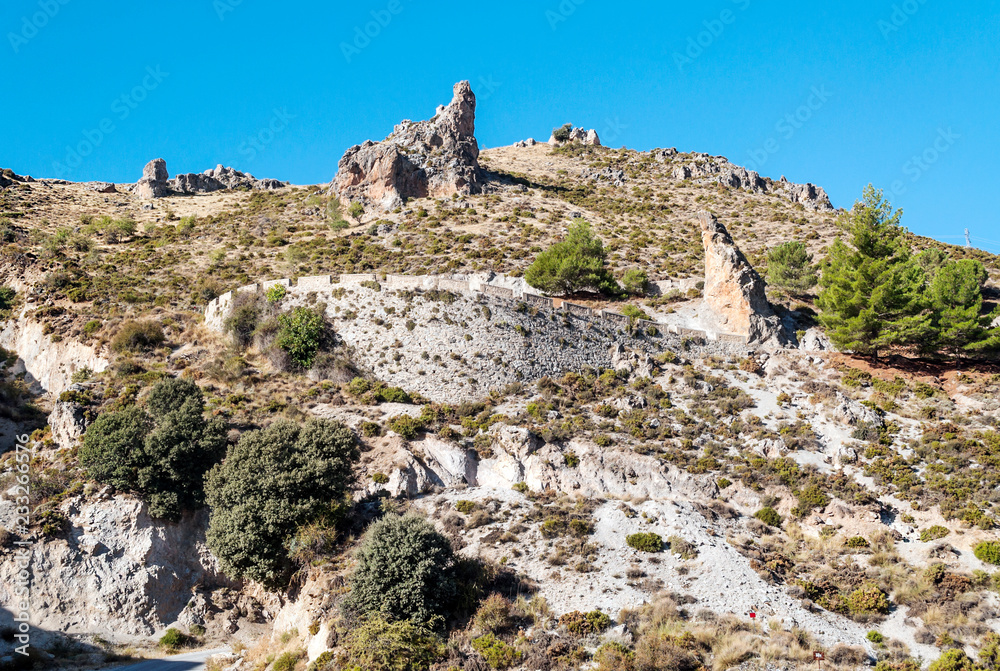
[203, 274, 749, 402]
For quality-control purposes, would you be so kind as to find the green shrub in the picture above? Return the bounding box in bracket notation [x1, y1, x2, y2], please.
[559, 610, 612, 636]
[626, 532, 663, 553]
[621, 304, 651, 326]
[595, 642, 634, 671]
[471, 633, 522, 670]
[388, 415, 424, 440]
[928, 649, 978, 671]
[920, 525, 950, 542]
[110, 320, 165, 353]
[866, 630, 884, 645]
[754, 507, 782, 527]
[974, 541, 1000, 565]
[344, 514, 458, 623]
[205, 418, 359, 587]
[371, 472, 389, 484]
[0, 286, 16, 312]
[847, 583, 890, 615]
[266, 284, 288, 302]
[272, 651, 302, 671]
[361, 422, 383, 438]
[159, 628, 186, 651]
[471, 594, 512, 635]
[563, 451, 580, 468]
[79, 378, 226, 521]
[524, 221, 619, 295]
[348, 202, 364, 220]
[846, 536, 870, 549]
[455, 500, 477, 514]
[666, 535, 698, 560]
[276, 307, 325, 369]
[620, 268, 649, 296]
[340, 617, 442, 671]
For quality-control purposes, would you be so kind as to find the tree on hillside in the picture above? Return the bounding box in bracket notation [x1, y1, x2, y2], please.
[926, 258, 1000, 356]
[79, 378, 226, 521]
[205, 418, 359, 587]
[524, 221, 620, 296]
[344, 514, 458, 623]
[765, 241, 818, 294]
[816, 186, 932, 357]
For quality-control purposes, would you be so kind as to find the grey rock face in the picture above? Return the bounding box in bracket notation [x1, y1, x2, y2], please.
[665, 152, 832, 210]
[135, 158, 169, 199]
[84, 181, 117, 193]
[548, 126, 601, 146]
[48, 399, 89, 450]
[170, 165, 287, 194]
[332, 80, 483, 211]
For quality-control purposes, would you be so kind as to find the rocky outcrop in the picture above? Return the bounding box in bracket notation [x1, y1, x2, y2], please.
[699, 212, 785, 346]
[0, 313, 109, 394]
[352, 426, 712, 502]
[0, 169, 32, 188]
[332, 81, 483, 211]
[48, 397, 89, 450]
[661, 151, 832, 210]
[84, 181, 117, 193]
[135, 158, 169, 199]
[582, 166, 626, 186]
[548, 126, 601, 146]
[170, 165, 287, 194]
[0, 494, 235, 643]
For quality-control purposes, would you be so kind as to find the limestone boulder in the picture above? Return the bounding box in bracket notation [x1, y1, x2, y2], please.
[48, 398, 89, 450]
[699, 212, 786, 345]
[135, 158, 168, 199]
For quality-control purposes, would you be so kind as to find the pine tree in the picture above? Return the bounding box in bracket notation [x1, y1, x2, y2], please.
[927, 258, 1000, 356]
[524, 221, 619, 295]
[765, 241, 818, 294]
[816, 186, 932, 357]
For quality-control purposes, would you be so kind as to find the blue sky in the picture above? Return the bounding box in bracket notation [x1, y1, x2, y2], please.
[2, 0, 998, 252]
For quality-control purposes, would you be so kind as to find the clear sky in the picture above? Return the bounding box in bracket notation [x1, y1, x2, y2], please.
[2, 0, 998, 252]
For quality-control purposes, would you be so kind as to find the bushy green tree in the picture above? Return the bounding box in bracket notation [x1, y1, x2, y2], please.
[620, 268, 649, 296]
[817, 186, 932, 357]
[524, 221, 619, 295]
[79, 378, 225, 520]
[344, 514, 458, 623]
[552, 123, 573, 142]
[276, 307, 325, 368]
[766, 241, 818, 294]
[205, 418, 358, 587]
[926, 258, 1000, 356]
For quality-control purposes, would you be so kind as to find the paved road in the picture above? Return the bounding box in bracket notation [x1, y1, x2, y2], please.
[113, 647, 231, 671]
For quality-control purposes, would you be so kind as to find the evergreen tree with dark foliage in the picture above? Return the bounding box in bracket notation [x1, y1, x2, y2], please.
[817, 186, 932, 357]
[765, 241, 818, 294]
[344, 514, 458, 623]
[926, 258, 1000, 356]
[204, 418, 359, 587]
[80, 378, 226, 521]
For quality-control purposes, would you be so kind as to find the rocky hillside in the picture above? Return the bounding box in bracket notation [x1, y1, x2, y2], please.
[1, 81, 999, 671]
